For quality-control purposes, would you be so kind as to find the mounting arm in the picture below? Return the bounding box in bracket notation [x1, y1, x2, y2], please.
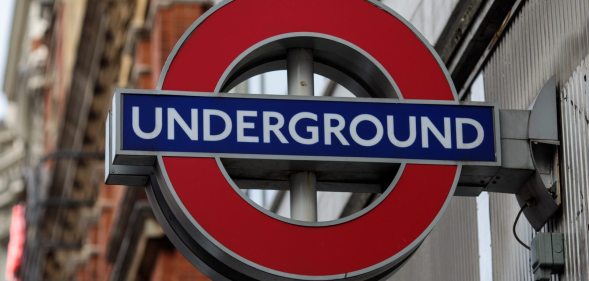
[457, 78, 560, 230]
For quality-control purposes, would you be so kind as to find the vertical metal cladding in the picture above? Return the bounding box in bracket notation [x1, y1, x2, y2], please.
[488, 194, 535, 281]
[392, 198, 480, 281]
[559, 58, 589, 281]
[484, 0, 589, 280]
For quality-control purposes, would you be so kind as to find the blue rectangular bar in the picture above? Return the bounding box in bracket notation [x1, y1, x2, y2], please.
[119, 92, 497, 163]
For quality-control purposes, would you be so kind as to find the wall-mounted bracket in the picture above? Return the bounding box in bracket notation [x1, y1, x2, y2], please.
[457, 78, 560, 230]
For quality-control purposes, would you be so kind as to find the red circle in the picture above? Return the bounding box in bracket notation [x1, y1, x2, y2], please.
[159, 0, 458, 277]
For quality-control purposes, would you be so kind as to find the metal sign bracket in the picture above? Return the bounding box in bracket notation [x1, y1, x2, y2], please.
[457, 77, 560, 230]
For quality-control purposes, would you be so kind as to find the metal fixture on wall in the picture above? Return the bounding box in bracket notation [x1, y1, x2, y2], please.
[531, 233, 565, 281]
[457, 78, 560, 231]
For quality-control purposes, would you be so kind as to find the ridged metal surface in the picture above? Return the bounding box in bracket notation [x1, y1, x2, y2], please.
[485, 0, 589, 110]
[488, 194, 535, 281]
[559, 57, 589, 281]
[483, 0, 589, 280]
[390, 198, 480, 281]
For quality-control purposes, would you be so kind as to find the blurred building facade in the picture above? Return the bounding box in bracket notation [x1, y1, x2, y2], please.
[0, 0, 588, 281]
[2, 0, 213, 280]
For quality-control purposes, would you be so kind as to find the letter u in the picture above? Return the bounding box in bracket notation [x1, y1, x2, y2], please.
[132, 106, 163, 139]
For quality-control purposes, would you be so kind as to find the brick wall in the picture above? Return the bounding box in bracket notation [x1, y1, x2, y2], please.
[76, 186, 124, 281]
[150, 250, 210, 281]
[151, 3, 207, 84]
[77, 2, 211, 280]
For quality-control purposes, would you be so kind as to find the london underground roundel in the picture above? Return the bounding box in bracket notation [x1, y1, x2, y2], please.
[106, 0, 499, 280]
